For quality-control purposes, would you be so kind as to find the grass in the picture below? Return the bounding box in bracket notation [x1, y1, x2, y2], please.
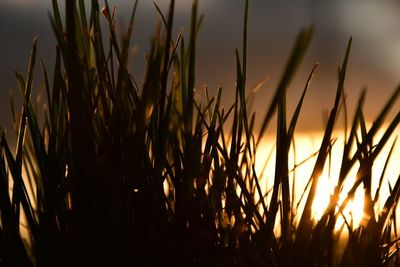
[2, 0, 400, 266]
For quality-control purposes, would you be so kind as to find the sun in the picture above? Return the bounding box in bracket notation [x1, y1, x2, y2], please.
[256, 129, 398, 233]
[312, 174, 332, 221]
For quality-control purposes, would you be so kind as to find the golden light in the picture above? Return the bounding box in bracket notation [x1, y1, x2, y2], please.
[312, 173, 331, 221]
[256, 126, 400, 234]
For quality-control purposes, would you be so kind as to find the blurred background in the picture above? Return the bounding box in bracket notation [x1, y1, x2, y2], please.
[1, 0, 400, 135]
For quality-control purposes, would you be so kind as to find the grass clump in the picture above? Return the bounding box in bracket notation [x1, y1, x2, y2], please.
[2, 0, 400, 266]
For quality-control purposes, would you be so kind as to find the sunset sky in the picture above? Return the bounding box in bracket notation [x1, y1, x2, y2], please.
[1, 0, 400, 133]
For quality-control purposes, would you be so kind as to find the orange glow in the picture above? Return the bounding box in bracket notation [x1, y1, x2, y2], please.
[256, 126, 400, 232]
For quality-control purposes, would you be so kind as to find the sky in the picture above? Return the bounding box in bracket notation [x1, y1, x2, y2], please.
[1, 0, 400, 133]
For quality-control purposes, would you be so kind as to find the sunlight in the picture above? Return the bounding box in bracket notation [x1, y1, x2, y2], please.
[312, 174, 331, 221]
[256, 126, 400, 233]
[352, 187, 365, 227]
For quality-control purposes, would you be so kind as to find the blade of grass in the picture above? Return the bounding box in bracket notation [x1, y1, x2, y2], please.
[257, 27, 313, 146]
[298, 37, 352, 238]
